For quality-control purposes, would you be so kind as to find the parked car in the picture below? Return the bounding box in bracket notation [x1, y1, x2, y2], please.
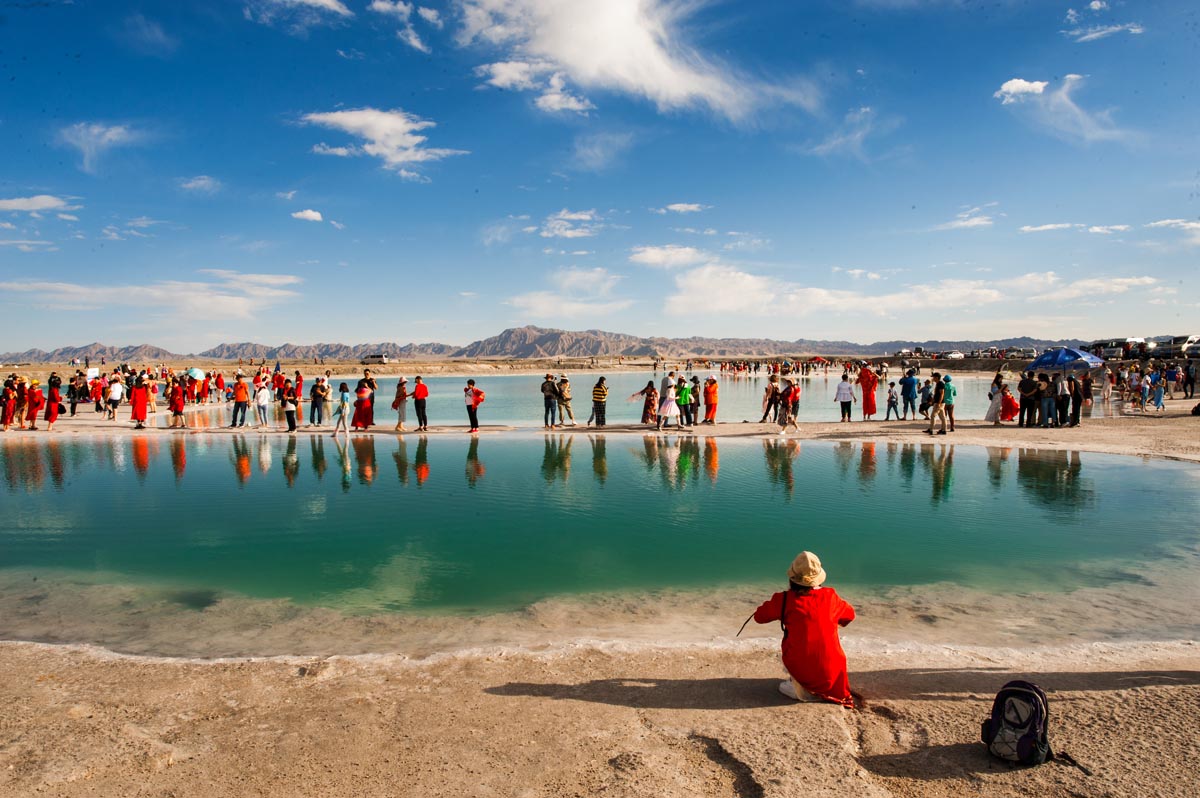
[944, 351, 966, 360]
[360, 354, 390, 365]
[894, 348, 913, 358]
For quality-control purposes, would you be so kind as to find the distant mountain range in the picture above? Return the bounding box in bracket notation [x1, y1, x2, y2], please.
[1, 326, 1088, 364]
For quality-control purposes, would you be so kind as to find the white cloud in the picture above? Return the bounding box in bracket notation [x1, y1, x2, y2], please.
[993, 79, 1047, 105]
[1029, 275, 1155, 302]
[535, 73, 594, 114]
[398, 24, 431, 53]
[0, 221, 14, 229]
[1065, 8, 1080, 24]
[935, 204, 995, 231]
[244, 0, 354, 31]
[572, 131, 633, 171]
[56, 213, 79, 222]
[509, 266, 632, 318]
[652, 202, 709, 214]
[291, 209, 324, 221]
[801, 106, 897, 161]
[1088, 1, 1107, 10]
[722, 233, 769, 252]
[457, 0, 820, 122]
[180, 175, 222, 193]
[58, 122, 139, 173]
[540, 208, 601, 238]
[116, 13, 179, 57]
[843, 268, 882, 280]
[0, 239, 55, 249]
[0, 270, 302, 317]
[417, 7, 443, 27]
[1087, 224, 1130, 234]
[628, 244, 710, 268]
[475, 60, 549, 90]
[369, 0, 412, 18]
[1146, 218, 1200, 246]
[303, 107, 467, 180]
[672, 227, 717, 236]
[995, 74, 1131, 144]
[1020, 223, 1079, 233]
[0, 195, 75, 213]
[276, 190, 298, 200]
[330, 220, 345, 230]
[1062, 23, 1144, 43]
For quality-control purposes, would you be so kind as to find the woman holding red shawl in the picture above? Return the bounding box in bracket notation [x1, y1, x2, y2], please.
[25, 380, 46, 430]
[856, 366, 878, 420]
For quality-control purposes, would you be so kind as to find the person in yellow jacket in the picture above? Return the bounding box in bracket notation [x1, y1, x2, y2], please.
[589, 376, 609, 428]
[703, 375, 719, 423]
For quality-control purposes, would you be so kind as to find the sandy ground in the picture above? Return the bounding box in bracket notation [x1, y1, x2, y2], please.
[2, 384, 1199, 796]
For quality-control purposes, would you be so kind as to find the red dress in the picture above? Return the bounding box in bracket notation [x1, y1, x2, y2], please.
[754, 587, 856, 706]
[2, 388, 15, 426]
[26, 388, 45, 424]
[44, 387, 61, 423]
[130, 386, 149, 422]
[351, 388, 374, 429]
[857, 370, 878, 417]
[1000, 392, 1020, 422]
[169, 384, 185, 414]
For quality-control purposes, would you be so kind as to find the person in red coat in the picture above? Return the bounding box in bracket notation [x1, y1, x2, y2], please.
[25, 380, 46, 430]
[2, 379, 17, 431]
[856, 366, 879, 420]
[44, 381, 61, 431]
[753, 551, 856, 707]
[168, 379, 186, 429]
[129, 377, 149, 429]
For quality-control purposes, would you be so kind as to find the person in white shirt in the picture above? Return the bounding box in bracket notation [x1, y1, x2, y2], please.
[107, 380, 125, 420]
[255, 384, 273, 429]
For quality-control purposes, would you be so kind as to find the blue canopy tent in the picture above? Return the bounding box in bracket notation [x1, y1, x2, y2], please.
[1028, 347, 1104, 372]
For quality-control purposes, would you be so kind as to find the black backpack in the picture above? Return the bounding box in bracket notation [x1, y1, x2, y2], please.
[981, 680, 1051, 765]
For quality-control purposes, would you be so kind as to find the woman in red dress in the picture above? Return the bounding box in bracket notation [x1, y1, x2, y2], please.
[999, 385, 1020, 422]
[351, 386, 373, 430]
[25, 380, 46, 430]
[1, 379, 17, 431]
[856, 366, 879, 420]
[129, 377, 149, 429]
[753, 551, 856, 707]
[168, 378, 186, 429]
[44, 381, 61, 431]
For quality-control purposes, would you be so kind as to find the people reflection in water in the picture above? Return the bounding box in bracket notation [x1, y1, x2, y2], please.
[762, 438, 801, 497]
[310, 436, 328, 481]
[1017, 448, 1088, 510]
[333, 437, 352, 492]
[465, 436, 485, 487]
[858, 441, 876, 484]
[351, 435, 377, 485]
[832, 441, 854, 481]
[985, 446, 1013, 488]
[674, 435, 701, 490]
[703, 436, 719, 484]
[132, 436, 151, 481]
[414, 435, 430, 486]
[231, 435, 251, 486]
[46, 439, 65, 490]
[921, 443, 954, 504]
[541, 435, 572, 484]
[169, 435, 186, 482]
[392, 437, 409, 485]
[589, 434, 607, 484]
[283, 436, 299, 488]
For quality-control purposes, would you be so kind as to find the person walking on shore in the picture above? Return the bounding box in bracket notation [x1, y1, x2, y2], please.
[856, 365, 878, 420]
[282, 380, 299, 433]
[925, 372, 947, 435]
[412, 376, 429, 431]
[898, 369, 918, 420]
[632, 380, 658, 425]
[44, 377, 62, 431]
[656, 379, 680, 431]
[778, 378, 800, 434]
[393, 377, 410, 432]
[941, 374, 957, 432]
[760, 374, 780, 423]
[676, 377, 693, 427]
[25, 380, 45, 430]
[1, 379, 16, 432]
[540, 373, 559, 429]
[464, 379, 484, 433]
[702, 375, 718, 424]
[106, 378, 125, 421]
[331, 382, 351, 437]
[591, 376, 609, 428]
[557, 376, 576, 426]
[885, 382, 900, 420]
[167, 378, 186, 429]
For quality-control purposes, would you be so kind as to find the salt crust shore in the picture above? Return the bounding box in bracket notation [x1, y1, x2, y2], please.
[2, 399, 1198, 796]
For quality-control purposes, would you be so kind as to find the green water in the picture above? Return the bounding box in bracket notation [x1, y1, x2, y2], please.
[0, 435, 1196, 615]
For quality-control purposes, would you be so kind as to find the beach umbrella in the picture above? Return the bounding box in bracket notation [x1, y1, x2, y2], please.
[808, 356, 829, 364]
[1028, 347, 1104, 372]
[187, 367, 206, 380]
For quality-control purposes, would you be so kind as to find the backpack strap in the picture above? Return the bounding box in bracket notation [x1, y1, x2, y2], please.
[779, 590, 789, 640]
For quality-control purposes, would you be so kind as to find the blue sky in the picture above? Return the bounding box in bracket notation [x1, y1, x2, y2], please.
[1, 0, 1197, 352]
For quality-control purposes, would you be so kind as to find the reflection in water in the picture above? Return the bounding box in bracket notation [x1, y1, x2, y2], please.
[231, 435, 251, 487]
[762, 438, 800, 498]
[310, 436, 327, 481]
[985, 446, 1013, 488]
[283, 437, 299, 488]
[832, 441, 854, 482]
[393, 437, 409, 486]
[541, 435, 572, 484]
[858, 441, 877, 484]
[169, 436, 186, 483]
[414, 436, 430, 486]
[590, 435, 607, 484]
[920, 444, 954, 504]
[351, 436, 377, 485]
[704, 437, 719, 484]
[132, 436, 152, 481]
[1017, 448, 1091, 511]
[333, 438, 352, 492]
[465, 437, 485, 487]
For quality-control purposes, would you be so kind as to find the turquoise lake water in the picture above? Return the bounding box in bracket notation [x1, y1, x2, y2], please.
[1, 435, 1194, 618]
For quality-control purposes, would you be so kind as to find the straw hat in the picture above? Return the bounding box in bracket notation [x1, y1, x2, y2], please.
[787, 551, 826, 587]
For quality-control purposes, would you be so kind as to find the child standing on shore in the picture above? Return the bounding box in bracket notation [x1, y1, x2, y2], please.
[885, 382, 899, 420]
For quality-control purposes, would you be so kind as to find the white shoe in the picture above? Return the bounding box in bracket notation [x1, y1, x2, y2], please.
[778, 679, 799, 700]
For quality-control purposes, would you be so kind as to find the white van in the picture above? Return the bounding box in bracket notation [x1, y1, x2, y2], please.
[360, 354, 390, 365]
